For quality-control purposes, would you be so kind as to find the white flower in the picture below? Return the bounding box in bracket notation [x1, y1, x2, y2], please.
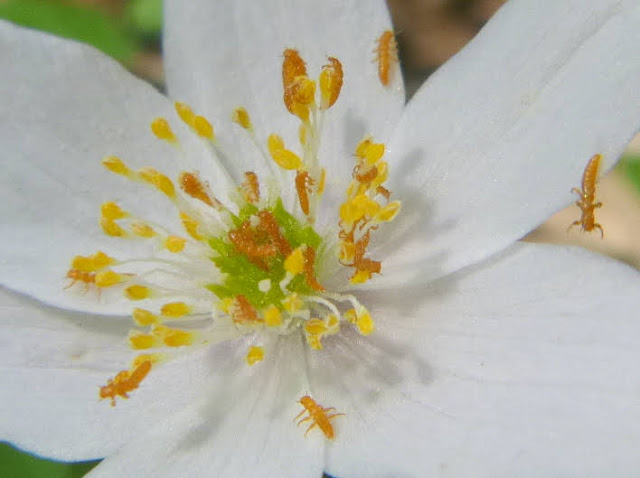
[1, 0, 640, 477]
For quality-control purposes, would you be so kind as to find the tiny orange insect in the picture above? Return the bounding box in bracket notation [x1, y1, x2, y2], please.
[65, 269, 97, 294]
[99, 360, 152, 406]
[568, 153, 604, 237]
[295, 395, 344, 440]
[375, 30, 398, 87]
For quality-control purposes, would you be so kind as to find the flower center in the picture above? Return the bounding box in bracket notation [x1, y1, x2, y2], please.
[65, 48, 400, 409]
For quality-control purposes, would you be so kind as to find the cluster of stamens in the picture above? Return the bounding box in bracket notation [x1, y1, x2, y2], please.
[65, 47, 400, 406]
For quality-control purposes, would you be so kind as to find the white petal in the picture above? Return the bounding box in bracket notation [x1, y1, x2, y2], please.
[378, 0, 640, 286]
[86, 334, 324, 478]
[164, 0, 404, 185]
[313, 243, 640, 477]
[0, 21, 232, 315]
[0, 287, 242, 461]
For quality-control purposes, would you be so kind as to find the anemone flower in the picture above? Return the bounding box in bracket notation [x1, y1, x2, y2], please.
[2, 1, 640, 477]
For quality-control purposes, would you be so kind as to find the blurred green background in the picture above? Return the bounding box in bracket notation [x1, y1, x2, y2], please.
[1, 0, 639, 476]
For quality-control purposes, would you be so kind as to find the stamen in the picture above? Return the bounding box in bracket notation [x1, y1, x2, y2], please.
[319, 57, 343, 109]
[164, 236, 187, 253]
[124, 285, 152, 301]
[179, 172, 216, 207]
[267, 134, 303, 170]
[232, 107, 253, 131]
[137, 168, 176, 199]
[94, 270, 125, 288]
[132, 308, 158, 326]
[174, 102, 195, 126]
[160, 301, 191, 318]
[263, 305, 282, 327]
[150, 118, 177, 143]
[102, 155, 132, 177]
[192, 115, 215, 141]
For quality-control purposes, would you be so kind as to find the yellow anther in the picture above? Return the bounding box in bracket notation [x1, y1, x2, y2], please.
[318, 168, 326, 194]
[219, 297, 234, 314]
[350, 269, 372, 284]
[263, 305, 282, 327]
[326, 314, 340, 334]
[71, 255, 93, 272]
[344, 308, 357, 324]
[299, 124, 308, 146]
[102, 155, 131, 176]
[305, 318, 327, 336]
[246, 346, 265, 365]
[268, 134, 285, 154]
[100, 217, 126, 237]
[174, 101, 195, 126]
[284, 246, 305, 275]
[339, 195, 380, 224]
[150, 118, 176, 142]
[306, 334, 323, 350]
[293, 77, 316, 105]
[271, 149, 303, 171]
[95, 270, 124, 288]
[153, 325, 194, 347]
[130, 222, 156, 238]
[268, 134, 302, 170]
[372, 161, 389, 188]
[192, 115, 215, 140]
[339, 241, 355, 263]
[132, 308, 158, 326]
[356, 308, 375, 336]
[363, 142, 385, 166]
[180, 212, 203, 241]
[160, 301, 190, 318]
[283, 293, 303, 313]
[376, 201, 401, 223]
[319, 57, 343, 109]
[165, 236, 187, 253]
[124, 285, 151, 301]
[138, 168, 176, 198]
[232, 107, 253, 130]
[101, 202, 127, 221]
[91, 251, 115, 269]
[355, 138, 373, 159]
[129, 331, 155, 350]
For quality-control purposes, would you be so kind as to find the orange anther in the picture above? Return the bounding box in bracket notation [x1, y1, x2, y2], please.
[179, 171, 214, 206]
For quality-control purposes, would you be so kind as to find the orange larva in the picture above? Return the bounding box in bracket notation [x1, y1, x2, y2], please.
[295, 395, 344, 440]
[375, 30, 398, 87]
[65, 269, 97, 294]
[568, 154, 604, 237]
[99, 360, 152, 406]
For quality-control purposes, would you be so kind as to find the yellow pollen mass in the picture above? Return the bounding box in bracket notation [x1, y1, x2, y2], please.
[283, 293, 303, 313]
[150, 117, 177, 142]
[246, 346, 265, 365]
[356, 308, 374, 336]
[180, 212, 202, 241]
[153, 325, 194, 347]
